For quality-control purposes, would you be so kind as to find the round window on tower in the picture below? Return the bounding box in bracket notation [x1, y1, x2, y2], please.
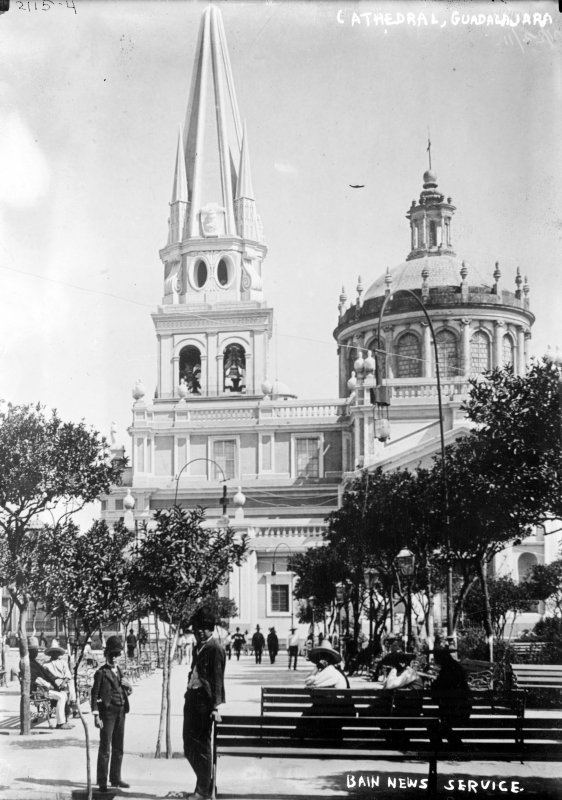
[216, 258, 232, 288]
[193, 259, 208, 289]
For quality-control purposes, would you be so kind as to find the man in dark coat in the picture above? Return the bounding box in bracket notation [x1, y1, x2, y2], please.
[251, 625, 265, 664]
[430, 648, 472, 748]
[91, 635, 132, 792]
[183, 607, 225, 800]
[267, 627, 279, 664]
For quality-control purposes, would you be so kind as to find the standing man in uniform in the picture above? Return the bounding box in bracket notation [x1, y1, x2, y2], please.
[183, 606, 225, 800]
[91, 635, 132, 793]
[267, 627, 279, 664]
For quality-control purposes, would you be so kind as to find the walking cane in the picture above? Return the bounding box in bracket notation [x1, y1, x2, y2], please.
[211, 716, 218, 800]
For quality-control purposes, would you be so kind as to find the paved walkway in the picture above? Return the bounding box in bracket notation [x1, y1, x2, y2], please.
[0, 654, 560, 799]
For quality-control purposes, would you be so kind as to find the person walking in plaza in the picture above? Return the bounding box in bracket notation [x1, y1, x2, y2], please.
[91, 635, 132, 792]
[288, 627, 299, 670]
[28, 637, 73, 730]
[183, 606, 225, 800]
[232, 627, 245, 660]
[267, 627, 279, 664]
[251, 625, 265, 664]
[126, 628, 137, 660]
[430, 648, 472, 748]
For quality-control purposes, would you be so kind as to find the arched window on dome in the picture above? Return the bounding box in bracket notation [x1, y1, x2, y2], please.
[502, 335, 515, 369]
[179, 346, 202, 395]
[470, 331, 491, 375]
[223, 344, 246, 393]
[435, 330, 458, 378]
[396, 332, 421, 378]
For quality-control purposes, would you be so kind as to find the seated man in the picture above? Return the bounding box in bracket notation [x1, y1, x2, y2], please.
[43, 643, 78, 716]
[28, 637, 73, 730]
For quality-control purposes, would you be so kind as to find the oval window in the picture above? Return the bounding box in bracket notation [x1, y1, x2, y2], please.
[194, 260, 208, 288]
[217, 259, 229, 287]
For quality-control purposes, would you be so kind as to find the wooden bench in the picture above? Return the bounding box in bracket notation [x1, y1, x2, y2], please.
[261, 686, 525, 724]
[214, 711, 561, 800]
[511, 664, 562, 690]
[215, 714, 440, 797]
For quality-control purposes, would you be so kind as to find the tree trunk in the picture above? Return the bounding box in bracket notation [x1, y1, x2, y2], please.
[73, 642, 93, 800]
[477, 559, 494, 664]
[155, 633, 170, 758]
[425, 577, 435, 656]
[17, 601, 31, 735]
[165, 627, 179, 758]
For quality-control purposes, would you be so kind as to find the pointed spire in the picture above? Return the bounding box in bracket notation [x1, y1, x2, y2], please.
[236, 122, 254, 200]
[338, 286, 347, 319]
[168, 125, 189, 245]
[171, 125, 188, 203]
[356, 275, 364, 307]
[515, 266, 522, 299]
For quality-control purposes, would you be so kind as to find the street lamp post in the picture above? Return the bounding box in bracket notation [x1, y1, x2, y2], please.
[394, 547, 415, 651]
[308, 595, 316, 645]
[363, 566, 377, 645]
[270, 541, 294, 628]
[375, 284, 454, 646]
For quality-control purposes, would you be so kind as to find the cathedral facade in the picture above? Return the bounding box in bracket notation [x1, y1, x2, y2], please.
[102, 5, 554, 638]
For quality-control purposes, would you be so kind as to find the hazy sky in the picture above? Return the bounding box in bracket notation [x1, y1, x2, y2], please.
[0, 0, 560, 458]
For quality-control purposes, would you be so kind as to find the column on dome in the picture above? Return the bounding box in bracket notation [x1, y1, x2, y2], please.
[517, 326, 525, 376]
[421, 322, 432, 378]
[524, 329, 532, 369]
[461, 318, 472, 375]
[493, 321, 505, 368]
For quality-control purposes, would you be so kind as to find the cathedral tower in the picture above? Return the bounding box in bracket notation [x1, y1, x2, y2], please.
[155, 5, 271, 400]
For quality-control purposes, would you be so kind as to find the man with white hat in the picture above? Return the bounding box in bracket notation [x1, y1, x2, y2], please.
[43, 643, 77, 714]
[28, 637, 72, 730]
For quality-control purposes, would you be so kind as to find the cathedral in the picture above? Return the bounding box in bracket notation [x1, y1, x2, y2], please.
[102, 5, 555, 637]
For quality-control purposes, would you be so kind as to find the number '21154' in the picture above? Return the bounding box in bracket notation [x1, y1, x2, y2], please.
[17, 1, 77, 12]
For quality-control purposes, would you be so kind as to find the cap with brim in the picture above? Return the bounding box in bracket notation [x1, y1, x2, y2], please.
[105, 635, 123, 652]
[45, 646, 66, 657]
[308, 641, 342, 665]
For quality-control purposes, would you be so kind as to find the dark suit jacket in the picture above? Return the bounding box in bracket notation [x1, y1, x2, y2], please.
[91, 664, 130, 716]
[188, 637, 226, 708]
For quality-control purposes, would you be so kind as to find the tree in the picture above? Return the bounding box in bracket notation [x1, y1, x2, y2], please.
[523, 559, 562, 618]
[130, 505, 247, 758]
[463, 575, 533, 639]
[0, 402, 124, 735]
[28, 519, 135, 800]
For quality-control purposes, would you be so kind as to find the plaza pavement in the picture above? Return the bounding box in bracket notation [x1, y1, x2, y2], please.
[0, 651, 560, 800]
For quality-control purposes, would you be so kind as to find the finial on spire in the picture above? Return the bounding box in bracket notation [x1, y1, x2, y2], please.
[338, 286, 347, 318]
[427, 128, 432, 172]
[356, 276, 364, 307]
[460, 261, 468, 282]
[384, 266, 393, 295]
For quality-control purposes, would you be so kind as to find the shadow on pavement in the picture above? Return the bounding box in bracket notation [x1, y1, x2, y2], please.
[10, 735, 86, 749]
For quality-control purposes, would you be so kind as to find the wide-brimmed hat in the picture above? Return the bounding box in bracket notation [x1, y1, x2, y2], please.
[45, 645, 66, 657]
[308, 640, 342, 665]
[105, 635, 123, 653]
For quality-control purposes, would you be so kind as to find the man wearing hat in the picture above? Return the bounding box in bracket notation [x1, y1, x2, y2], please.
[287, 627, 299, 670]
[28, 637, 72, 730]
[43, 643, 77, 716]
[266, 627, 279, 664]
[251, 625, 265, 664]
[183, 606, 225, 800]
[91, 635, 132, 792]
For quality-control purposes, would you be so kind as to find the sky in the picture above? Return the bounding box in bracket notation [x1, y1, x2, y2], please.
[0, 0, 561, 465]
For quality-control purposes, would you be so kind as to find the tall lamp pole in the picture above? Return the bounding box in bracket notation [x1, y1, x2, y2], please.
[375, 286, 454, 646]
[395, 547, 415, 651]
[363, 567, 376, 645]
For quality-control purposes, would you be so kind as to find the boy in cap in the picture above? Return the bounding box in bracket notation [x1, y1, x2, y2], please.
[91, 635, 132, 792]
[183, 606, 225, 800]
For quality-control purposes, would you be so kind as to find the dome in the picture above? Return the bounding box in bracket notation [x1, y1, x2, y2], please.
[363, 255, 491, 302]
[423, 169, 438, 185]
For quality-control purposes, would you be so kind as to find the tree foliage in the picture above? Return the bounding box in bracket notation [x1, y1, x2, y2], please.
[0, 401, 125, 735]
